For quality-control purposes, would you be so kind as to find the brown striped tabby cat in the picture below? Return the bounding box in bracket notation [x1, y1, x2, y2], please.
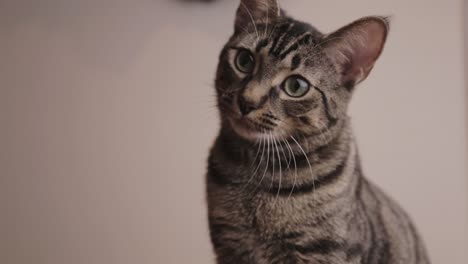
[206, 1, 430, 263]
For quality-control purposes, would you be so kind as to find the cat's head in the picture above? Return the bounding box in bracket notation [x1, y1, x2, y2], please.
[215, 0, 389, 143]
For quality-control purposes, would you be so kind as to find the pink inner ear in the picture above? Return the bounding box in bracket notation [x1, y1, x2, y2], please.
[326, 17, 389, 86]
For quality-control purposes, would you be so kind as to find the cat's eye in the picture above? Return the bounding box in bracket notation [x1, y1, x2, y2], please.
[282, 76, 310, 98]
[235, 49, 255, 74]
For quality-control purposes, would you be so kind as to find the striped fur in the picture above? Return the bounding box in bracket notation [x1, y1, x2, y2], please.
[207, 1, 430, 263]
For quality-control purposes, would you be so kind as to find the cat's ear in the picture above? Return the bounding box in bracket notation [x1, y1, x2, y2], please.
[235, 0, 282, 33]
[322, 16, 390, 89]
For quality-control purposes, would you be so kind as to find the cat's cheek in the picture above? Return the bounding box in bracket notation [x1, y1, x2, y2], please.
[274, 119, 296, 136]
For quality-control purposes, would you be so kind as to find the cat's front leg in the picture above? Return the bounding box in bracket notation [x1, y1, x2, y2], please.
[209, 220, 256, 264]
[210, 236, 254, 264]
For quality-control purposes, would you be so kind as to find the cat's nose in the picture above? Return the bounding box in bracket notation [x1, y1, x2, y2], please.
[238, 96, 258, 116]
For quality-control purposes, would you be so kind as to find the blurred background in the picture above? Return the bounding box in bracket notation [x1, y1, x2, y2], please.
[1, 0, 467, 263]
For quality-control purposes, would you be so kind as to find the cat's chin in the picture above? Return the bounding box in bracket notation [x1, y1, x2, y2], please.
[228, 117, 268, 141]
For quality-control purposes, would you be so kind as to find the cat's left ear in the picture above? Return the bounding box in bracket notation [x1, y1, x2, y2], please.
[235, 0, 282, 33]
[322, 16, 390, 90]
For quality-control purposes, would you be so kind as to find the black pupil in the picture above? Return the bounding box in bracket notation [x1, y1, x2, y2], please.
[239, 51, 253, 71]
[292, 80, 301, 92]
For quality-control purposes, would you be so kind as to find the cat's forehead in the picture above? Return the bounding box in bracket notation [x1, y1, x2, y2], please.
[230, 18, 323, 57]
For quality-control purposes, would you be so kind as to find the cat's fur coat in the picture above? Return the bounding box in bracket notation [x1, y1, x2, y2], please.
[207, 1, 430, 263]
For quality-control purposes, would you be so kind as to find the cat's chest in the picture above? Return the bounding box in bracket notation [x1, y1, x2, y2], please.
[236, 192, 350, 240]
[240, 193, 318, 236]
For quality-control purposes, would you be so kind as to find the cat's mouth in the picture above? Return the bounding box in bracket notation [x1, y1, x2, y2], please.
[229, 115, 279, 140]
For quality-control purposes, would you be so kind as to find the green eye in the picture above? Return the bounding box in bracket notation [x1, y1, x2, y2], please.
[235, 49, 255, 73]
[283, 76, 310, 98]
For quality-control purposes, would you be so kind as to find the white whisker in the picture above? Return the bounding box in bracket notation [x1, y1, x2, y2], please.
[290, 135, 315, 198]
[279, 137, 291, 169]
[250, 137, 262, 168]
[275, 0, 281, 16]
[253, 130, 270, 194]
[267, 23, 278, 40]
[281, 136, 297, 200]
[273, 133, 283, 203]
[264, 0, 269, 38]
[240, 1, 260, 40]
[268, 131, 275, 192]
[241, 133, 266, 191]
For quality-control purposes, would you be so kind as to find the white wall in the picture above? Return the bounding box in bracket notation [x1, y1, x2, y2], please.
[1, 0, 466, 264]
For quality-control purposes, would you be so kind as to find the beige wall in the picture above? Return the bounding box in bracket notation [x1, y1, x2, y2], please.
[1, 0, 467, 263]
[465, 0, 468, 257]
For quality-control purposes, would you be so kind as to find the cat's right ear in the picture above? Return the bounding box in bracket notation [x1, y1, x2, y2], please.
[235, 0, 282, 33]
[322, 16, 390, 90]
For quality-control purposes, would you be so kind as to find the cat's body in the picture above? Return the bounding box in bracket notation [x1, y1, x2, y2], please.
[207, 1, 430, 263]
[207, 121, 429, 263]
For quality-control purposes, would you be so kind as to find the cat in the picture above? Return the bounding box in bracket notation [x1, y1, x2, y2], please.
[206, 0, 431, 263]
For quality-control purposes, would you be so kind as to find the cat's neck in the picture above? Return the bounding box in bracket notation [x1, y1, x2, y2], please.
[216, 117, 352, 165]
[211, 118, 355, 182]
[209, 117, 360, 201]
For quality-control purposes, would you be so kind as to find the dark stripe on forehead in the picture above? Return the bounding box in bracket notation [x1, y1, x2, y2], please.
[271, 23, 296, 56]
[256, 38, 269, 52]
[291, 54, 302, 70]
[269, 22, 294, 55]
[271, 23, 311, 57]
[280, 33, 314, 60]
